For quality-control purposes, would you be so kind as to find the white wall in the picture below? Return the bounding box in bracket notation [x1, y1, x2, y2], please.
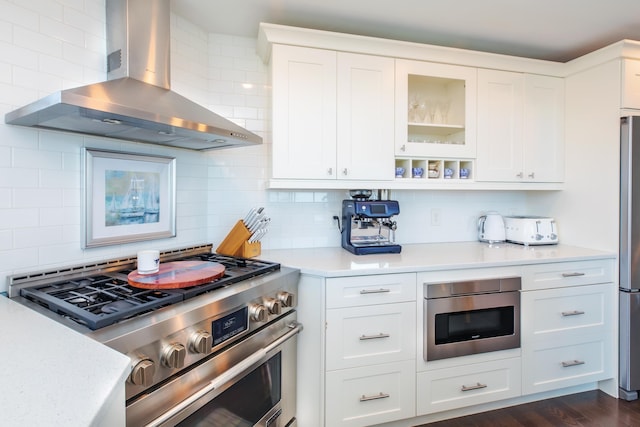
[0, 0, 529, 294]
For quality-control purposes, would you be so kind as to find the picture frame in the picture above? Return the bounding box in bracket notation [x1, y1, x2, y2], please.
[82, 148, 177, 248]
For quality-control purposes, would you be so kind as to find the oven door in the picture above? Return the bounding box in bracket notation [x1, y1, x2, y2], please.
[127, 313, 301, 427]
[425, 291, 520, 361]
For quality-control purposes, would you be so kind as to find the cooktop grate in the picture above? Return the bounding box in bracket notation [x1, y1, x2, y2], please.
[19, 253, 280, 330]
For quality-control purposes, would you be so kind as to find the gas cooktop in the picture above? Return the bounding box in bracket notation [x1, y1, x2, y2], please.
[14, 248, 280, 330]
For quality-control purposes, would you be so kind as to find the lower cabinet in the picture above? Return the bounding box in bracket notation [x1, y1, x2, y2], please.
[326, 360, 416, 427]
[417, 357, 522, 415]
[297, 258, 615, 427]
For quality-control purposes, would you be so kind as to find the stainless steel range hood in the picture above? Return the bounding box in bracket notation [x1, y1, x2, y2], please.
[5, 0, 261, 151]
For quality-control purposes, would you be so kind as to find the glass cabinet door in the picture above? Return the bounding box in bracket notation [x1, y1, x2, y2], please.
[395, 60, 477, 159]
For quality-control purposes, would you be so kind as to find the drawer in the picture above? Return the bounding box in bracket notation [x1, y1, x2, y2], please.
[416, 357, 521, 415]
[522, 339, 612, 394]
[521, 283, 611, 342]
[326, 302, 416, 370]
[326, 273, 416, 308]
[325, 360, 415, 427]
[521, 259, 613, 291]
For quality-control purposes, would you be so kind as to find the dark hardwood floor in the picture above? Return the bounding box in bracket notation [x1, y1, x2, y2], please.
[415, 390, 640, 426]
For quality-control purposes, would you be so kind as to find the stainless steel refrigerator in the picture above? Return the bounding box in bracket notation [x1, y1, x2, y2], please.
[620, 115, 640, 400]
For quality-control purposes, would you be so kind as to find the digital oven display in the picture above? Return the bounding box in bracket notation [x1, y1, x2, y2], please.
[212, 306, 249, 347]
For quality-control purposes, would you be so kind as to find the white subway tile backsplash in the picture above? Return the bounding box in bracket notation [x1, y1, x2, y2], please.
[0, 208, 39, 228]
[0, 40, 39, 71]
[39, 53, 84, 81]
[39, 206, 79, 227]
[1, 2, 40, 30]
[0, 20, 12, 42]
[13, 25, 62, 56]
[14, 226, 63, 248]
[40, 15, 84, 45]
[13, 147, 62, 169]
[0, 167, 38, 188]
[18, 0, 64, 22]
[14, 188, 64, 208]
[63, 6, 103, 37]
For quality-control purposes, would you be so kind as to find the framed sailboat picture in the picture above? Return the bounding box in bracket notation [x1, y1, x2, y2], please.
[82, 148, 176, 248]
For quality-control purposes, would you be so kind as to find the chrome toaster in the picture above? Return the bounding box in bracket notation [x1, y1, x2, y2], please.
[503, 216, 558, 245]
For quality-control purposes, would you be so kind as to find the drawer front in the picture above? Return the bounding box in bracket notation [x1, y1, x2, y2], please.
[416, 357, 521, 415]
[326, 273, 416, 308]
[522, 339, 611, 394]
[521, 283, 611, 341]
[521, 259, 613, 291]
[325, 360, 415, 427]
[326, 302, 416, 370]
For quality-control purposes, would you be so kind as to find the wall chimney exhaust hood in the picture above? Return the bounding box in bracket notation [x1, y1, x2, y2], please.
[5, 0, 262, 151]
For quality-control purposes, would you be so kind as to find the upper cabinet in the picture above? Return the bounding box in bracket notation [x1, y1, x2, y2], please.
[476, 70, 564, 183]
[395, 60, 477, 159]
[271, 44, 394, 181]
[622, 59, 640, 109]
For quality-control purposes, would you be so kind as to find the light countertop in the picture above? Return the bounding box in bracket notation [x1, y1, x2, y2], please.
[0, 296, 131, 426]
[261, 242, 616, 277]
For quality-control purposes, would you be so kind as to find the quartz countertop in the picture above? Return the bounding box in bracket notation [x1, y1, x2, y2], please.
[261, 242, 616, 277]
[0, 296, 131, 426]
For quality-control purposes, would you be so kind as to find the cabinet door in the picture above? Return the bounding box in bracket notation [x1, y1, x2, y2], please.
[337, 53, 395, 180]
[622, 59, 640, 109]
[522, 74, 565, 182]
[476, 69, 524, 182]
[271, 45, 337, 179]
[395, 59, 477, 158]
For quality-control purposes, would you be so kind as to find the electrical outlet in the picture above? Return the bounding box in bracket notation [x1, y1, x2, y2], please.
[431, 208, 442, 226]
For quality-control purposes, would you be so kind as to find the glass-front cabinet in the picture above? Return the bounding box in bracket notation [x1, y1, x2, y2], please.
[395, 60, 477, 159]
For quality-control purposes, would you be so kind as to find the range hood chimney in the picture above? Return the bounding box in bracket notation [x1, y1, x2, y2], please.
[5, 0, 262, 151]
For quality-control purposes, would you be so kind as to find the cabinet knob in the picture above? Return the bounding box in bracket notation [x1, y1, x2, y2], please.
[528, 172, 535, 179]
[327, 167, 333, 176]
[342, 168, 348, 175]
[516, 172, 523, 178]
[401, 144, 406, 152]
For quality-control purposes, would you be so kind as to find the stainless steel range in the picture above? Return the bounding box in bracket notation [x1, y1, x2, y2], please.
[8, 244, 301, 427]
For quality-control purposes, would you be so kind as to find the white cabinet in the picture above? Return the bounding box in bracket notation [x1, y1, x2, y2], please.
[395, 59, 477, 159]
[271, 44, 394, 181]
[622, 59, 640, 108]
[476, 70, 564, 183]
[325, 274, 417, 427]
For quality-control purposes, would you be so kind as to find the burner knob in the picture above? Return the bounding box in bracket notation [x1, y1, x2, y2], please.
[265, 298, 282, 315]
[277, 291, 295, 307]
[130, 358, 155, 387]
[249, 303, 268, 322]
[189, 331, 213, 355]
[161, 343, 187, 369]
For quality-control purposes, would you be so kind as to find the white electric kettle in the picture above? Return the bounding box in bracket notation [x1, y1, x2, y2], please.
[478, 212, 506, 243]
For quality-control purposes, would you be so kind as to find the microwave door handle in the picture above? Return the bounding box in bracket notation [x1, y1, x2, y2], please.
[144, 322, 303, 427]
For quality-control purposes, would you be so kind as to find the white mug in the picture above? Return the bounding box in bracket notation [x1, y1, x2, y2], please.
[137, 250, 160, 274]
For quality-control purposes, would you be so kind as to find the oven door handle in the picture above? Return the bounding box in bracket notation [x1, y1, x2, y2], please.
[144, 321, 303, 427]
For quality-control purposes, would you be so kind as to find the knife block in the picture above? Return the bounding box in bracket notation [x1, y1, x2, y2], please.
[216, 220, 261, 258]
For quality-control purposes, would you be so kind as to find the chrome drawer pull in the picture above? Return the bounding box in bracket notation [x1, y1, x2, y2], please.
[360, 288, 391, 294]
[562, 310, 585, 317]
[461, 382, 487, 392]
[359, 392, 390, 402]
[561, 272, 586, 277]
[562, 359, 585, 367]
[359, 333, 390, 340]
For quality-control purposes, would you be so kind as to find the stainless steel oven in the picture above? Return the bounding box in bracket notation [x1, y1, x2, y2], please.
[8, 245, 301, 427]
[424, 277, 521, 361]
[130, 312, 301, 426]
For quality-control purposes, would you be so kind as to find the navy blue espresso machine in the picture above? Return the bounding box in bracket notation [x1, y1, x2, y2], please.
[341, 191, 401, 255]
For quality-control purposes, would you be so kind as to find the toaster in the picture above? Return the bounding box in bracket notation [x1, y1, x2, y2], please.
[503, 216, 558, 245]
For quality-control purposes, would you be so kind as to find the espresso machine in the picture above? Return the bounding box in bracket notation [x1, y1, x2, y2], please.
[341, 190, 401, 255]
